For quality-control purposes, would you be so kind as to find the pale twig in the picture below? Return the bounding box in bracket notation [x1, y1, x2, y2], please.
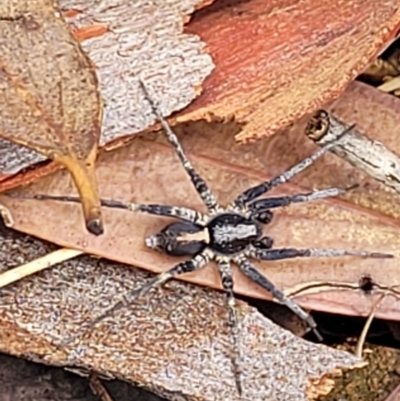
[0, 248, 83, 288]
[355, 292, 387, 358]
[89, 374, 115, 401]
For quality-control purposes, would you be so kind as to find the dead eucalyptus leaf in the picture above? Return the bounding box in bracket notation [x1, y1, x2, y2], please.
[0, 227, 363, 401]
[0, 0, 103, 234]
[3, 82, 400, 322]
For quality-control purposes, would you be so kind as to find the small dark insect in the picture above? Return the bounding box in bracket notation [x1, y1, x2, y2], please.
[15, 82, 393, 395]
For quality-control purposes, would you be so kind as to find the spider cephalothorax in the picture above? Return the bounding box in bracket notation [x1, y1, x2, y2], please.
[19, 83, 392, 396]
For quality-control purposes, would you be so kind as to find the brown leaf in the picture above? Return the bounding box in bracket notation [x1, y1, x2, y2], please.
[0, 0, 104, 234]
[0, 227, 362, 401]
[2, 82, 400, 322]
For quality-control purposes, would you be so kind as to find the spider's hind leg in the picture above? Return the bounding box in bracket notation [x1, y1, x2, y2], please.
[216, 257, 243, 396]
[240, 245, 392, 338]
[234, 255, 322, 341]
[249, 247, 393, 261]
[68, 250, 212, 342]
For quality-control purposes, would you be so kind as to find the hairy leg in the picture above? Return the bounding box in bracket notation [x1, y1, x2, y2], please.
[139, 81, 219, 213]
[216, 257, 243, 395]
[11, 193, 208, 224]
[248, 247, 393, 260]
[63, 250, 212, 344]
[233, 125, 355, 208]
[248, 186, 353, 213]
[234, 255, 322, 340]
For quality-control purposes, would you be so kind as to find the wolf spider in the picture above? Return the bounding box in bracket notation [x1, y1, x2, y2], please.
[21, 83, 392, 395]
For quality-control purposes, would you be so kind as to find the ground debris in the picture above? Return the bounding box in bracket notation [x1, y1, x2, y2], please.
[0, 224, 362, 401]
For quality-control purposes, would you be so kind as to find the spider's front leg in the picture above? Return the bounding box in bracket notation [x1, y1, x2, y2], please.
[232, 125, 355, 208]
[248, 186, 354, 213]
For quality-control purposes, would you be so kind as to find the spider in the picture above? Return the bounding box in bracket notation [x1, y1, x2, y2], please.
[17, 81, 392, 395]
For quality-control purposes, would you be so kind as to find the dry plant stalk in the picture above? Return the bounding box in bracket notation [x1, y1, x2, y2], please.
[0, 0, 103, 234]
[305, 110, 400, 193]
[0, 248, 83, 289]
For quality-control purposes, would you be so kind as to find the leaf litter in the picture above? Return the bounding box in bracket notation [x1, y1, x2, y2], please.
[0, 2, 399, 398]
[183, 0, 400, 142]
[305, 109, 400, 194]
[0, 0, 215, 175]
[0, 225, 363, 401]
[3, 82, 400, 322]
[1, 0, 400, 181]
[0, 0, 104, 234]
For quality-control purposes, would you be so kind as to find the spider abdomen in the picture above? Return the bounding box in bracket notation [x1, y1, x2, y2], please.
[146, 221, 208, 257]
[207, 213, 263, 255]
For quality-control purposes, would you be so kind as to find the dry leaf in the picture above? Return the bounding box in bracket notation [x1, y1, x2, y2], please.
[3, 81, 400, 322]
[1, 0, 399, 183]
[0, 0, 103, 234]
[0, 227, 362, 401]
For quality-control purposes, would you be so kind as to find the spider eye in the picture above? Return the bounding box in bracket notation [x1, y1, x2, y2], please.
[253, 211, 273, 224]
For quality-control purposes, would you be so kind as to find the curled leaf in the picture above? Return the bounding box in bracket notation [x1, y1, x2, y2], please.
[305, 110, 400, 194]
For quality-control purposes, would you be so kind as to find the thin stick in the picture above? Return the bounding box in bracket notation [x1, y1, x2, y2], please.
[284, 280, 363, 297]
[0, 248, 83, 288]
[284, 280, 400, 299]
[89, 374, 115, 401]
[355, 292, 387, 358]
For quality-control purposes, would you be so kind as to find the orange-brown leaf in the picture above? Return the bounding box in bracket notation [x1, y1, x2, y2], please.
[2, 0, 400, 189]
[182, 0, 400, 141]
